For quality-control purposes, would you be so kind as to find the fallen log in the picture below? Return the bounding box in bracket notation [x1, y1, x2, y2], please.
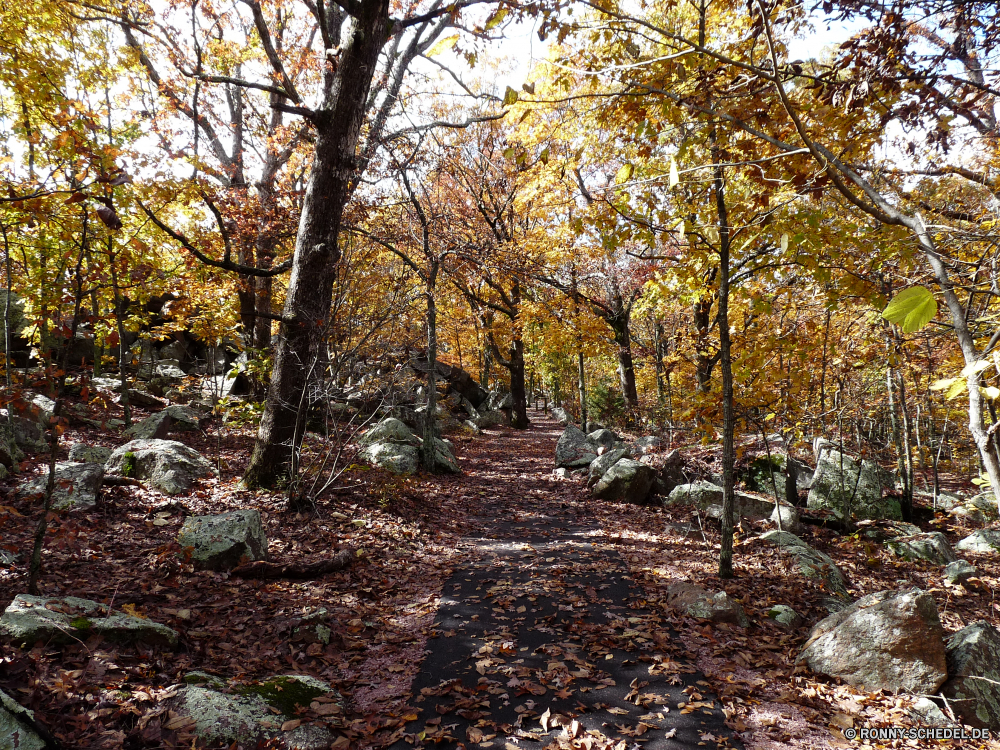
[231, 548, 356, 579]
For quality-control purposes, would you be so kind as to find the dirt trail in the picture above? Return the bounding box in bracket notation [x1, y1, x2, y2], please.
[391, 412, 739, 749]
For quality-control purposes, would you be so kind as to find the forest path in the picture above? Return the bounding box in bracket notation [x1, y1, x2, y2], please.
[390, 412, 739, 749]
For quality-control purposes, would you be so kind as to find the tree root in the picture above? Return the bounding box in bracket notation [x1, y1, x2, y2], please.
[230, 548, 356, 579]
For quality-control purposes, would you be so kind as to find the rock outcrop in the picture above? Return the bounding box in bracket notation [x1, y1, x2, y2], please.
[887, 532, 957, 565]
[665, 480, 724, 508]
[942, 620, 1000, 729]
[586, 446, 629, 488]
[67, 443, 112, 464]
[18, 462, 104, 510]
[664, 582, 749, 627]
[591, 458, 655, 503]
[943, 560, 977, 586]
[798, 588, 948, 694]
[956, 530, 1000, 555]
[0, 594, 178, 647]
[165, 674, 342, 749]
[360, 442, 419, 475]
[555, 425, 598, 469]
[0, 688, 46, 750]
[106, 439, 215, 494]
[807, 447, 899, 520]
[178, 510, 269, 571]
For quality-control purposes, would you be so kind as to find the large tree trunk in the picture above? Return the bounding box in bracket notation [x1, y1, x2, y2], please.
[421, 280, 439, 469]
[693, 293, 716, 392]
[577, 350, 587, 430]
[609, 315, 639, 409]
[712, 141, 737, 580]
[509, 338, 528, 428]
[244, 0, 390, 488]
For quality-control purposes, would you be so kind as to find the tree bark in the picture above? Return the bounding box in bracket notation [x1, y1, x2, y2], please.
[712, 137, 737, 580]
[509, 338, 528, 428]
[609, 314, 639, 409]
[244, 0, 391, 488]
[421, 276, 440, 469]
[578, 350, 588, 431]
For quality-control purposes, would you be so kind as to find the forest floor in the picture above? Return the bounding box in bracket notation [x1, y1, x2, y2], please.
[1, 400, 998, 750]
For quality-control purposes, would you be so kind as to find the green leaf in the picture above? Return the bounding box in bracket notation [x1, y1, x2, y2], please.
[522, 82, 535, 95]
[615, 163, 634, 184]
[539, 147, 550, 164]
[881, 286, 937, 333]
[485, 7, 508, 30]
[780, 233, 789, 252]
[502, 86, 518, 106]
[425, 34, 458, 57]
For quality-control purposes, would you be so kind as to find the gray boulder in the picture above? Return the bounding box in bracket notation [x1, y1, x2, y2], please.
[592, 458, 655, 503]
[461, 397, 480, 419]
[358, 417, 419, 447]
[798, 588, 947, 694]
[643, 449, 686, 496]
[11, 394, 55, 427]
[555, 425, 598, 469]
[907, 697, 950, 727]
[550, 406, 570, 425]
[765, 604, 802, 629]
[587, 446, 629, 488]
[155, 362, 187, 380]
[942, 621, 1000, 729]
[770, 504, 803, 534]
[664, 582, 748, 627]
[473, 409, 505, 429]
[426, 438, 461, 474]
[956, 530, 1000, 555]
[18, 462, 104, 510]
[587, 428, 620, 451]
[164, 404, 204, 431]
[125, 388, 166, 409]
[705, 492, 786, 523]
[665, 480, 723, 508]
[178, 510, 268, 571]
[0, 689, 46, 750]
[0, 413, 47, 455]
[106, 439, 215, 494]
[487, 390, 513, 410]
[944, 560, 977, 586]
[633, 436, 662, 455]
[165, 674, 341, 749]
[124, 411, 173, 440]
[90, 376, 123, 392]
[887, 532, 956, 565]
[807, 447, 899, 520]
[0, 594, 178, 647]
[966, 492, 999, 519]
[360, 442, 419, 475]
[858, 520, 922, 543]
[758, 529, 850, 599]
[67, 443, 112, 464]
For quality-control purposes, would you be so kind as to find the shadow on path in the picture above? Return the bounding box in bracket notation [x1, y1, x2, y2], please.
[391, 413, 739, 749]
